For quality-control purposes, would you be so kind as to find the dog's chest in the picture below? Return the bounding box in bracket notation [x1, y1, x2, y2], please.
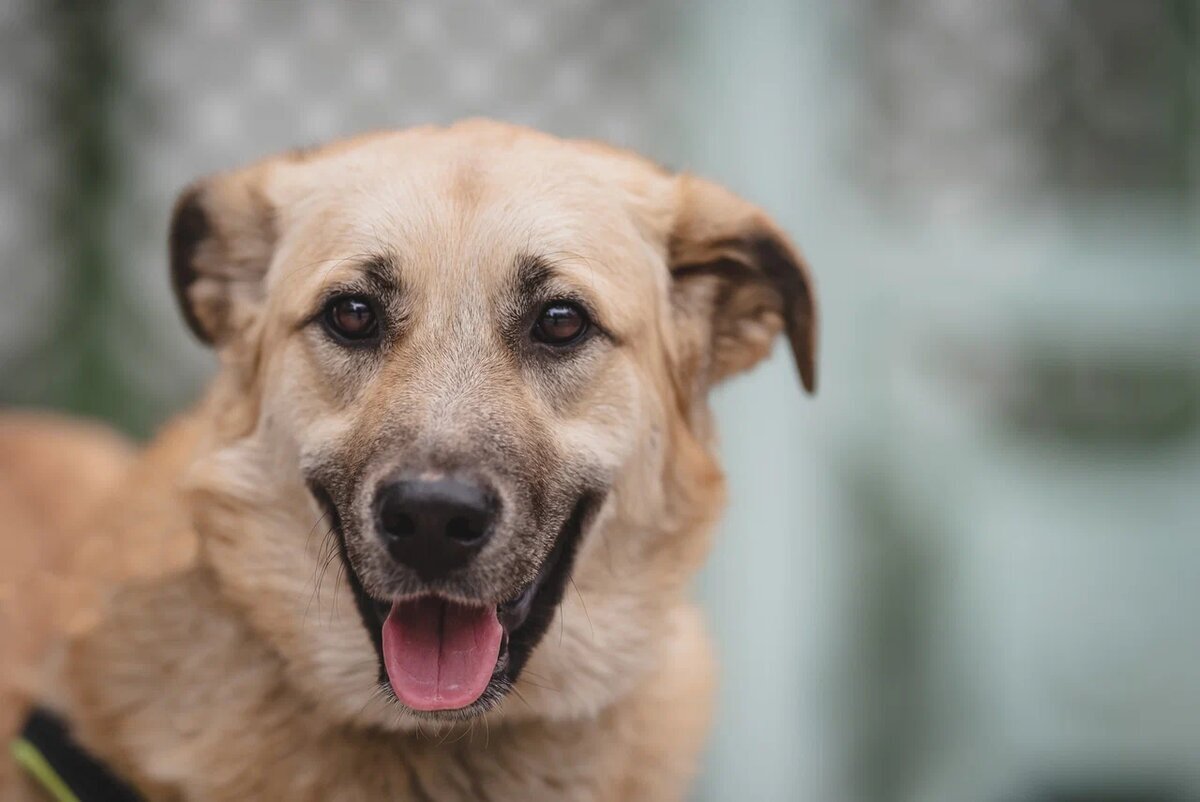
[171, 718, 625, 802]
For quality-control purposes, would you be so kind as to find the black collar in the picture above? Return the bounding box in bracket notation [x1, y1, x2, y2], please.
[12, 708, 144, 802]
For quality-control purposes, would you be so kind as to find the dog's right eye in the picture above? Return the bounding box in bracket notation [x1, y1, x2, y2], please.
[323, 296, 379, 342]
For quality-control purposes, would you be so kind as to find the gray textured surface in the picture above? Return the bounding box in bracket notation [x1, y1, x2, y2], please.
[1, 0, 682, 421]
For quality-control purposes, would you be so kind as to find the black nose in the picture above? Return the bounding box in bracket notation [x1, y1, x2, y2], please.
[374, 477, 497, 580]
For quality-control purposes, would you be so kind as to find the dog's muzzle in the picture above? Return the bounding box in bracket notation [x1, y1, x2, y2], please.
[309, 477, 603, 718]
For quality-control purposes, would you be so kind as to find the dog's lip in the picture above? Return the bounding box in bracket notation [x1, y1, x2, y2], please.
[364, 569, 547, 698]
[498, 551, 557, 631]
[366, 557, 553, 639]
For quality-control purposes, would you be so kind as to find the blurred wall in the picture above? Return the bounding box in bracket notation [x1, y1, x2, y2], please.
[688, 2, 1200, 800]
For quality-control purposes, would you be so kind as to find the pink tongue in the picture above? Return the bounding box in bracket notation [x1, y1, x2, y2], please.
[381, 597, 504, 711]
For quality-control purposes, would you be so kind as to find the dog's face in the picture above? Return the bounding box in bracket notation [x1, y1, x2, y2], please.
[171, 122, 815, 728]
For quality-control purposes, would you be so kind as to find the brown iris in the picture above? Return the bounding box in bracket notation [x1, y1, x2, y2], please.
[325, 296, 378, 341]
[532, 301, 589, 346]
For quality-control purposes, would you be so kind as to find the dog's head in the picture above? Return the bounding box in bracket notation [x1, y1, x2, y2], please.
[171, 121, 816, 728]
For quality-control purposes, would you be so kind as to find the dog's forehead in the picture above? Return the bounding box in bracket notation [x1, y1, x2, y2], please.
[267, 128, 672, 324]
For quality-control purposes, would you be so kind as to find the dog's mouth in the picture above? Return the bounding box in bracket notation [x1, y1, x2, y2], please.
[377, 597, 500, 712]
[308, 481, 598, 717]
[367, 540, 563, 712]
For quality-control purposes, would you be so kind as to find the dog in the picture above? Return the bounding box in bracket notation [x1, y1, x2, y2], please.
[0, 120, 816, 801]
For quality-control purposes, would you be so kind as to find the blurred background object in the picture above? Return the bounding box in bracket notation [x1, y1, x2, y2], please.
[1, 1, 1197, 800]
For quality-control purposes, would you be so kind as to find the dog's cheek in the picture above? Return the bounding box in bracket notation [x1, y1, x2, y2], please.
[580, 363, 660, 503]
[534, 363, 666, 580]
[267, 341, 363, 434]
[262, 349, 389, 508]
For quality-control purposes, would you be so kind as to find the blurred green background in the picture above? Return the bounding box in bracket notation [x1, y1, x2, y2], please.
[1, 2, 1198, 800]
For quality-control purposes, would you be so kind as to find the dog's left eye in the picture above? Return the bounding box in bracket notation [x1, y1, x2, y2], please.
[532, 301, 590, 346]
[324, 295, 379, 342]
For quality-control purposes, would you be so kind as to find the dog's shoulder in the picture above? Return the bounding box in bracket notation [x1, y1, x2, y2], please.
[0, 413, 138, 794]
[0, 413, 201, 753]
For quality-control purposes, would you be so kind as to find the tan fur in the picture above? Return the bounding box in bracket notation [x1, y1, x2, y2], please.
[1, 120, 816, 801]
[0, 414, 134, 795]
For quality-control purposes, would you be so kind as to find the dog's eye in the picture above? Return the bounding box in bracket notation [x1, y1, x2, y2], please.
[324, 296, 378, 341]
[532, 301, 589, 346]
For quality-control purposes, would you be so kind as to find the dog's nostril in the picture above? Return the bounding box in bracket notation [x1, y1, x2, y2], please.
[445, 516, 478, 543]
[373, 477, 497, 578]
[380, 509, 415, 540]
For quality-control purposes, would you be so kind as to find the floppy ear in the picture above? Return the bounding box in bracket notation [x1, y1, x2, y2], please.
[168, 165, 276, 347]
[668, 175, 818, 393]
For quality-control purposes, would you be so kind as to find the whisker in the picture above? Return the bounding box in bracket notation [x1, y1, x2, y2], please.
[331, 559, 347, 624]
[442, 722, 474, 747]
[510, 686, 534, 710]
[355, 683, 389, 719]
[516, 676, 562, 694]
[570, 577, 594, 642]
[304, 523, 340, 624]
[303, 509, 330, 553]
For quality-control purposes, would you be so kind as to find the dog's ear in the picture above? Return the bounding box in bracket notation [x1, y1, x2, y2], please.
[668, 175, 818, 393]
[169, 166, 276, 347]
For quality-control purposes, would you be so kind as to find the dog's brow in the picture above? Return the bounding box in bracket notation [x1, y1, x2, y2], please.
[513, 253, 557, 300]
[357, 255, 399, 292]
[295, 254, 400, 331]
[326, 254, 400, 300]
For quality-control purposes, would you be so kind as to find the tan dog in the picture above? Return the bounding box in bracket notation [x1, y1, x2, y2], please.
[0, 120, 816, 801]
